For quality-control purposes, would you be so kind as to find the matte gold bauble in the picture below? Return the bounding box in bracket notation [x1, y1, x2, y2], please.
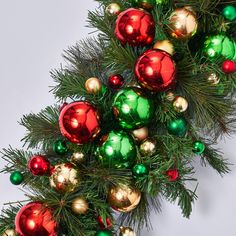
[2, 229, 16, 236]
[168, 7, 198, 40]
[173, 96, 188, 113]
[71, 152, 85, 164]
[71, 197, 89, 214]
[85, 77, 102, 94]
[153, 40, 174, 55]
[108, 185, 141, 212]
[119, 226, 136, 236]
[131, 127, 149, 142]
[140, 138, 157, 156]
[207, 73, 220, 85]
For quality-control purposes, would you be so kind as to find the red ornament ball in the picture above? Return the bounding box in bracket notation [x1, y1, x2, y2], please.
[166, 169, 179, 182]
[135, 49, 176, 92]
[115, 8, 155, 46]
[97, 215, 112, 229]
[28, 155, 50, 176]
[108, 74, 124, 90]
[222, 60, 236, 74]
[15, 202, 57, 236]
[59, 101, 101, 144]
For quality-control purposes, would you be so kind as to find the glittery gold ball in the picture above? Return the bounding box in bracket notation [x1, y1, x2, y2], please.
[71, 152, 85, 164]
[153, 40, 174, 55]
[108, 185, 141, 212]
[2, 229, 16, 236]
[106, 3, 121, 15]
[119, 226, 136, 236]
[173, 96, 188, 113]
[50, 163, 80, 193]
[207, 73, 220, 85]
[140, 138, 157, 156]
[71, 197, 89, 214]
[168, 7, 198, 40]
[85, 77, 102, 94]
[131, 127, 149, 142]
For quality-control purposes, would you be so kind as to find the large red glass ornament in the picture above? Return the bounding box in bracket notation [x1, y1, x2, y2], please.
[135, 49, 176, 92]
[28, 155, 50, 176]
[15, 202, 57, 236]
[108, 74, 124, 90]
[115, 8, 155, 46]
[59, 101, 101, 144]
[97, 215, 112, 229]
[222, 60, 236, 74]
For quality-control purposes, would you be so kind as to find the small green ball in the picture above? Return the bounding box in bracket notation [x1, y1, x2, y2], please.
[167, 117, 187, 137]
[132, 163, 149, 179]
[222, 5, 236, 21]
[10, 171, 24, 185]
[193, 141, 205, 155]
[97, 130, 137, 169]
[112, 87, 154, 130]
[95, 230, 113, 236]
[53, 139, 68, 155]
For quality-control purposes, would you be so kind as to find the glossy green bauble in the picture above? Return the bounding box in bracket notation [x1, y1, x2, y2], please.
[193, 141, 205, 155]
[53, 139, 68, 155]
[112, 87, 154, 130]
[132, 163, 149, 179]
[97, 130, 137, 169]
[222, 5, 236, 21]
[203, 34, 236, 61]
[10, 171, 24, 185]
[167, 118, 187, 137]
[95, 230, 113, 236]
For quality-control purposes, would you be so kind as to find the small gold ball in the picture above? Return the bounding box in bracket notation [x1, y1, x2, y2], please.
[2, 229, 16, 236]
[85, 77, 102, 94]
[166, 91, 175, 101]
[131, 127, 149, 142]
[173, 96, 188, 113]
[140, 138, 157, 156]
[207, 73, 220, 85]
[119, 226, 136, 236]
[71, 197, 89, 214]
[71, 152, 85, 164]
[153, 40, 174, 55]
[106, 3, 121, 15]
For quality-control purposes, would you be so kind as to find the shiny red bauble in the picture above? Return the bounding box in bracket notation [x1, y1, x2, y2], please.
[166, 169, 179, 182]
[15, 202, 57, 236]
[108, 74, 124, 90]
[115, 8, 155, 46]
[135, 49, 176, 92]
[59, 101, 101, 144]
[222, 60, 236, 74]
[28, 155, 50, 176]
[97, 215, 112, 229]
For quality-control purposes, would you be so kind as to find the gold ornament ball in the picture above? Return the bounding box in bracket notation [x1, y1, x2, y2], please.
[153, 40, 174, 55]
[85, 77, 102, 94]
[207, 73, 220, 85]
[71, 197, 89, 214]
[173, 96, 188, 113]
[71, 152, 85, 164]
[140, 138, 157, 156]
[50, 163, 80, 193]
[2, 229, 16, 236]
[106, 3, 121, 15]
[166, 91, 175, 101]
[119, 226, 136, 236]
[131, 127, 149, 142]
[168, 7, 198, 40]
[108, 185, 141, 212]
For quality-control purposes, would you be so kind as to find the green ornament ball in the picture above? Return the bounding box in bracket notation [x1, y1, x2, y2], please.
[167, 117, 187, 137]
[53, 139, 68, 155]
[203, 34, 236, 61]
[132, 163, 149, 179]
[112, 87, 154, 130]
[97, 130, 137, 169]
[193, 141, 205, 155]
[10, 171, 24, 185]
[95, 230, 113, 236]
[222, 5, 236, 21]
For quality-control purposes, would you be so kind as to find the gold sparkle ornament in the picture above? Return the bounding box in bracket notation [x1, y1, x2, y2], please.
[131, 127, 149, 142]
[71, 197, 89, 214]
[168, 7, 198, 40]
[207, 73, 220, 85]
[140, 138, 157, 156]
[106, 3, 121, 15]
[119, 226, 136, 236]
[2, 229, 16, 236]
[108, 185, 141, 212]
[71, 152, 85, 164]
[85, 77, 102, 94]
[153, 40, 174, 55]
[173, 96, 188, 113]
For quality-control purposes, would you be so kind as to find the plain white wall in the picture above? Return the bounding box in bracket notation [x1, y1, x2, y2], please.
[0, 1, 236, 236]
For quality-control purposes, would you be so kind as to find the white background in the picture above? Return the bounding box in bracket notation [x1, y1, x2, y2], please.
[0, 1, 236, 236]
